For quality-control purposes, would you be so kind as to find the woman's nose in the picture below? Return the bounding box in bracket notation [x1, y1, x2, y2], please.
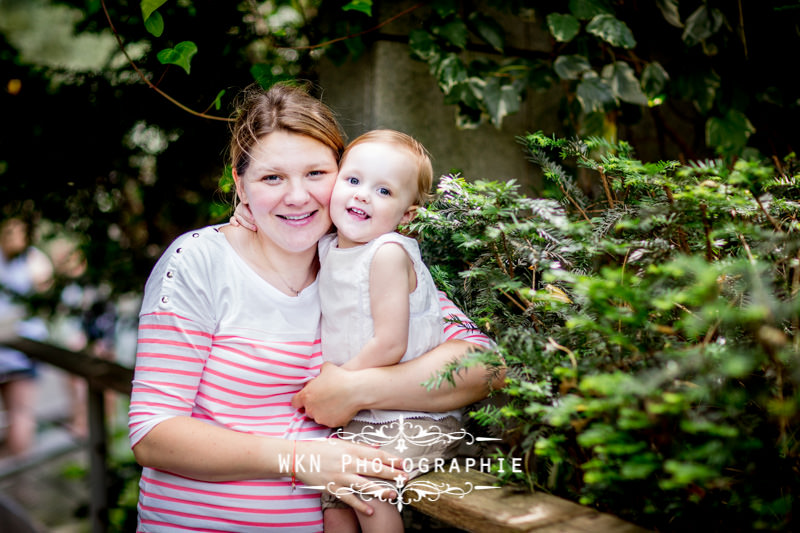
[285, 179, 311, 205]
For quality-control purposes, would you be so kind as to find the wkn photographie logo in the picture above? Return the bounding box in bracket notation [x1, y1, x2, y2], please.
[280, 417, 523, 511]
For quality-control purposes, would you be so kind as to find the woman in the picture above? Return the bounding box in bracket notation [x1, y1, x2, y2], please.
[128, 83, 500, 532]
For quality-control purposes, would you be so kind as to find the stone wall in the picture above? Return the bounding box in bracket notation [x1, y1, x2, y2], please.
[316, 3, 563, 193]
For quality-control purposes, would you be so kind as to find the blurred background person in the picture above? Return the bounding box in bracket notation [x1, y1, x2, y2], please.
[0, 217, 53, 456]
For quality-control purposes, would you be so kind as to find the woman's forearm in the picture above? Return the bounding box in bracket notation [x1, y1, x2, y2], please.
[359, 339, 505, 412]
[132, 415, 408, 515]
[132, 417, 285, 482]
[294, 340, 505, 427]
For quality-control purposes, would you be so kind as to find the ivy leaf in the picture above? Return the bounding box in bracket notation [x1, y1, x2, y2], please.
[445, 77, 483, 109]
[484, 78, 521, 128]
[569, 0, 613, 20]
[641, 61, 669, 98]
[250, 64, 294, 89]
[434, 54, 468, 94]
[656, 0, 682, 28]
[157, 41, 198, 75]
[431, 0, 459, 18]
[144, 10, 164, 37]
[576, 75, 616, 113]
[554, 54, 591, 80]
[468, 12, 505, 52]
[212, 89, 225, 111]
[602, 62, 647, 105]
[587, 14, 636, 49]
[409, 29, 440, 62]
[433, 19, 469, 49]
[547, 13, 581, 43]
[682, 6, 724, 47]
[674, 70, 719, 114]
[141, 0, 168, 22]
[342, 0, 372, 17]
[706, 109, 755, 156]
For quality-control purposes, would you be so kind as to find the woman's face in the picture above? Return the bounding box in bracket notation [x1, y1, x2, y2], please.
[235, 131, 339, 255]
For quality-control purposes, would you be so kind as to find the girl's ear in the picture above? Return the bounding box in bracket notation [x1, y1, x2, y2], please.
[400, 205, 418, 225]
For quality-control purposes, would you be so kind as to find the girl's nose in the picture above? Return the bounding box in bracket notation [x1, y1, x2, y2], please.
[353, 188, 369, 203]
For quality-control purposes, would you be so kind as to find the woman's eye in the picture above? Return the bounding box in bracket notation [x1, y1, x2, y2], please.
[308, 170, 325, 178]
[262, 175, 282, 183]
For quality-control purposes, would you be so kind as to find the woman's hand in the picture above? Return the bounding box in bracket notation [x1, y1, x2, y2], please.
[298, 438, 406, 516]
[229, 202, 257, 231]
[294, 341, 504, 427]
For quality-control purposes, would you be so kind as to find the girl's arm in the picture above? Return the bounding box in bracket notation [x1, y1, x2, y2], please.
[341, 243, 413, 370]
[294, 293, 504, 428]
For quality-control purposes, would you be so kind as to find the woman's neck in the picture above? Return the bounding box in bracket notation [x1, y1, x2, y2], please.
[221, 224, 318, 296]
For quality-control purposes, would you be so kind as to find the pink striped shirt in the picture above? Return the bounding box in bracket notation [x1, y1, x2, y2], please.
[128, 226, 492, 532]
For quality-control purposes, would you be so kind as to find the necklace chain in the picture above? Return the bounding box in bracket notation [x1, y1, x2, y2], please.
[260, 249, 313, 296]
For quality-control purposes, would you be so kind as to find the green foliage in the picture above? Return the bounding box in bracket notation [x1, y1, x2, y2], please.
[320, 1, 800, 160]
[156, 41, 197, 74]
[411, 135, 800, 531]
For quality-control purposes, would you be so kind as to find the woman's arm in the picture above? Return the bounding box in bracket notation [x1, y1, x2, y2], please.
[133, 417, 405, 515]
[294, 339, 504, 428]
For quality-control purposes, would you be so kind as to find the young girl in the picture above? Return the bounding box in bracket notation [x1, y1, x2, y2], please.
[318, 130, 466, 533]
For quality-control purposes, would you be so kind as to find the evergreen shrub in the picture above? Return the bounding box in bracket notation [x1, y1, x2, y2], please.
[411, 134, 800, 532]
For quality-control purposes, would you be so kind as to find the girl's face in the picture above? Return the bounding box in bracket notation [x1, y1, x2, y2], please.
[235, 130, 339, 255]
[330, 142, 419, 248]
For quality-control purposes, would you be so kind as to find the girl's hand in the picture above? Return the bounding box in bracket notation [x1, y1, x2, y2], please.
[229, 202, 257, 231]
[293, 363, 363, 427]
[297, 438, 406, 516]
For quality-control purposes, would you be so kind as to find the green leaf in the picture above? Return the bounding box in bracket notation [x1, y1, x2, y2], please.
[554, 54, 591, 81]
[586, 14, 636, 49]
[144, 10, 164, 37]
[156, 41, 198, 75]
[468, 12, 505, 52]
[641, 61, 669, 98]
[141, 0, 168, 22]
[433, 19, 469, 49]
[434, 54, 468, 94]
[602, 62, 647, 105]
[484, 78, 521, 128]
[342, 0, 372, 16]
[576, 75, 616, 113]
[250, 64, 294, 89]
[656, 0, 682, 28]
[569, 0, 613, 20]
[547, 13, 581, 43]
[431, 0, 458, 18]
[682, 6, 724, 47]
[212, 89, 225, 111]
[408, 30, 440, 62]
[706, 109, 755, 156]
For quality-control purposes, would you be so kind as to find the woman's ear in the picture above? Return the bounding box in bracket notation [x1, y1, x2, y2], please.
[233, 168, 248, 204]
[400, 205, 418, 225]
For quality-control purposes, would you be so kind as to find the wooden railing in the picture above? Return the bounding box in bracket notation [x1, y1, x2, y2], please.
[0, 334, 648, 533]
[0, 334, 133, 533]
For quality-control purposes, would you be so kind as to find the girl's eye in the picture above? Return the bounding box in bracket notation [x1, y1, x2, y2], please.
[347, 177, 359, 185]
[378, 187, 391, 196]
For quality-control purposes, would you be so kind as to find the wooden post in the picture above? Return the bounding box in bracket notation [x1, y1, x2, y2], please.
[88, 383, 109, 533]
